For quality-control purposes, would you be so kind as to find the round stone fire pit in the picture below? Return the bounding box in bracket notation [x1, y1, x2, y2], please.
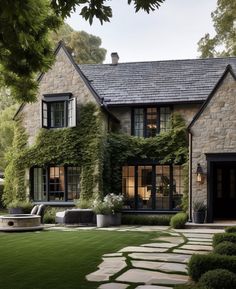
[0, 214, 43, 232]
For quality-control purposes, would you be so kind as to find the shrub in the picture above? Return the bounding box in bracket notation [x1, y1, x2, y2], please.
[198, 269, 236, 289]
[213, 232, 236, 247]
[74, 199, 92, 209]
[188, 253, 236, 281]
[213, 241, 236, 256]
[7, 200, 33, 213]
[43, 208, 62, 224]
[225, 226, 236, 233]
[121, 214, 172, 226]
[170, 212, 188, 229]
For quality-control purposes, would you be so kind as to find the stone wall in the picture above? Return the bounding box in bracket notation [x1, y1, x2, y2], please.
[173, 104, 201, 125]
[190, 72, 236, 208]
[19, 47, 106, 145]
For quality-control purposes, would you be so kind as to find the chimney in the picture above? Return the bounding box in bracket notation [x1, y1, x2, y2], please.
[111, 52, 119, 65]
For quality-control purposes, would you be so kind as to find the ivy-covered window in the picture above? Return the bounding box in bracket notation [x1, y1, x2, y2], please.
[42, 93, 76, 128]
[31, 166, 80, 202]
[122, 164, 183, 211]
[132, 107, 171, 137]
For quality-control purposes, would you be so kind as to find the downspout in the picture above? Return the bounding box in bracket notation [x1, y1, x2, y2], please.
[188, 131, 193, 222]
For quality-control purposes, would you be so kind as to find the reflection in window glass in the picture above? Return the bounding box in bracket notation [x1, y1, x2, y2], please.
[50, 102, 65, 128]
[173, 165, 184, 209]
[134, 109, 144, 137]
[122, 166, 135, 209]
[33, 168, 46, 201]
[49, 167, 65, 200]
[146, 108, 158, 137]
[160, 107, 171, 132]
[138, 166, 152, 209]
[156, 166, 170, 209]
[67, 167, 80, 200]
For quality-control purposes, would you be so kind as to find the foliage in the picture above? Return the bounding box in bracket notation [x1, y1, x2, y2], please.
[121, 214, 172, 225]
[7, 200, 33, 213]
[193, 201, 207, 212]
[51, 24, 106, 64]
[170, 212, 188, 229]
[188, 253, 236, 281]
[43, 207, 62, 224]
[198, 269, 236, 289]
[93, 193, 123, 214]
[181, 161, 189, 212]
[74, 199, 92, 209]
[225, 226, 236, 233]
[213, 241, 236, 256]
[104, 113, 188, 195]
[0, 87, 16, 111]
[213, 233, 236, 247]
[198, 0, 236, 57]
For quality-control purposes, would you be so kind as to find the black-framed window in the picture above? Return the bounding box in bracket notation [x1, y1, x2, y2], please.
[122, 164, 183, 211]
[42, 93, 76, 128]
[31, 166, 80, 202]
[132, 107, 171, 137]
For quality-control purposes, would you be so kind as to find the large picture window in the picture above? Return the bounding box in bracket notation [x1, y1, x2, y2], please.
[42, 93, 76, 128]
[122, 164, 183, 211]
[132, 107, 171, 137]
[31, 166, 80, 202]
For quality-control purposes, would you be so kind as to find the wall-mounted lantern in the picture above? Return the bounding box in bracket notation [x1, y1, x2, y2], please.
[196, 163, 205, 184]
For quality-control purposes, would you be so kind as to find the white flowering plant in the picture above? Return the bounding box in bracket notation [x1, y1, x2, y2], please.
[93, 193, 124, 215]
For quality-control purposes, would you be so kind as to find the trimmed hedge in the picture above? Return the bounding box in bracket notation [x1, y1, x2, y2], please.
[214, 241, 236, 256]
[188, 253, 236, 281]
[213, 232, 236, 247]
[170, 212, 188, 229]
[121, 214, 172, 226]
[198, 269, 236, 289]
[225, 226, 236, 233]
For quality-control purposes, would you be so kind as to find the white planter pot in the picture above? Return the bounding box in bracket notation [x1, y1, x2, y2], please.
[96, 214, 110, 227]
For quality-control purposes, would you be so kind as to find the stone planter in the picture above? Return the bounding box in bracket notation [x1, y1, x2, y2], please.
[96, 214, 111, 227]
[193, 211, 206, 224]
[9, 207, 23, 214]
[109, 213, 122, 226]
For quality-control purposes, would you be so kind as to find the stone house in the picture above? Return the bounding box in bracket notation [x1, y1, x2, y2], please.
[15, 42, 236, 222]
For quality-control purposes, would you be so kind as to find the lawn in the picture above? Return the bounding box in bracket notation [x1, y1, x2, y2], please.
[0, 229, 163, 289]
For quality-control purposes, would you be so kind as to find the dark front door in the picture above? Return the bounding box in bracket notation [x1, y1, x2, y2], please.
[213, 163, 236, 219]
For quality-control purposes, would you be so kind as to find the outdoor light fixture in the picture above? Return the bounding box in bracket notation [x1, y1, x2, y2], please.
[196, 163, 204, 183]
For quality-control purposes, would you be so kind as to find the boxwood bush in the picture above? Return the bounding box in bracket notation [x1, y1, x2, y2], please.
[198, 269, 236, 289]
[121, 214, 171, 225]
[188, 253, 236, 281]
[170, 212, 188, 229]
[225, 226, 236, 233]
[214, 241, 236, 256]
[213, 232, 236, 247]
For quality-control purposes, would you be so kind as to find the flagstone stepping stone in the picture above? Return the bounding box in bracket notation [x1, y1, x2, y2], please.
[103, 253, 123, 257]
[131, 260, 187, 273]
[187, 237, 213, 242]
[181, 233, 213, 239]
[181, 244, 212, 251]
[173, 249, 209, 255]
[188, 241, 212, 246]
[135, 285, 173, 289]
[97, 283, 129, 289]
[153, 236, 184, 244]
[119, 246, 167, 253]
[141, 243, 176, 249]
[86, 257, 127, 282]
[116, 269, 188, 285]
[129, 252, 191, 263]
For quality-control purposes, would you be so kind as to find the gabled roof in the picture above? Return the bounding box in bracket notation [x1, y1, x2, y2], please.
[188, 65, 236, 130]
[79, 57, 236, 106]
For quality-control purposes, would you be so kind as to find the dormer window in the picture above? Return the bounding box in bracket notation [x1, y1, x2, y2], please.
[132, 106, 171, 137]
[42, 93, 76, 128]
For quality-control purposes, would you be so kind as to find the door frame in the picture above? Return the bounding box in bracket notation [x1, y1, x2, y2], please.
[206, 153, 236, 222]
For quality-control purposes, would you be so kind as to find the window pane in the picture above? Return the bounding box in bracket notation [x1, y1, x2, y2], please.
[160, 107, 171, 132]
[42, 102, 48, 127]
[49, 166, 65, 201]
[134, 109, 144, 137]
[156, 165, 170, 209]
[122, 166, 135, 209]
[50, 102, 65, 128]
[146, 108, 158, 137]
[67, 167, 80, 200]
[173, 165, 184, 209]
[33, 168, 46, 201]
[138, 166, 153, 209]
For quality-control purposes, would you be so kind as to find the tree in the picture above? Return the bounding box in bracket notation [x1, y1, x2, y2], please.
[0, 0, 165, 103]
[51, 23, 106, 64]
[198, 0, 236, 58]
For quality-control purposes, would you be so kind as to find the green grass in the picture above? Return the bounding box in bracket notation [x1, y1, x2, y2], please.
[0, 229, 163, 289]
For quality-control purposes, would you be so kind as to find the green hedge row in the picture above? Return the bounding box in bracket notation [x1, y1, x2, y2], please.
[121, 214, 172, 226]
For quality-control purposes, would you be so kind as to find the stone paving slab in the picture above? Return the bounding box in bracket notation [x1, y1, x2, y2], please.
[180, 233, 213, 239]
[153, 236, 184, 244]
[131, 260, 187, 273]
[119, 246, 167, 253]
[103, 253, 123, 257]
[181, 244, 212, 251]
[187, 241, 212, 245]
[173, 249, 209, 255]
[135, 285, 173, 289]
[97, 283, 129, 289]
[116, 269, 189, 285]
[141, 243, 176, 249]
[129, 252, 191, 263]
[174, 229, 223, 234]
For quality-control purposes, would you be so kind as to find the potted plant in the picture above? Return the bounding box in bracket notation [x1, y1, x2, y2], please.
[104, 194, 123, 226]
[7, 200, 33, 214]
[93, 199, 112, 227]
[193, 201, 207, 223]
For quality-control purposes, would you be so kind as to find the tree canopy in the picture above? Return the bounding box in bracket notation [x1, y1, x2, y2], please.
[198, 0, 236, 58]
[51, 23, 106, 64]
[0, 0, 165, 103]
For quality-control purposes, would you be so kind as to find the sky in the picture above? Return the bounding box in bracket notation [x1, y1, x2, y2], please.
[66, 0, 217, 64]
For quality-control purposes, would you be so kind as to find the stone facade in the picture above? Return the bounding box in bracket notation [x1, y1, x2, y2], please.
[190, 72, 236, 213]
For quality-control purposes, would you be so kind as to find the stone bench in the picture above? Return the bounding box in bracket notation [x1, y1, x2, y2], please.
[56, 209, 96, 225]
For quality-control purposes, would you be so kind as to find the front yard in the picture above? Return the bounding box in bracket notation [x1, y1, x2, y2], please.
[0, 229, 161, 289]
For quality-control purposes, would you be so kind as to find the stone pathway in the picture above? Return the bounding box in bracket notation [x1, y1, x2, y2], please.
[84, 227, 221, 289]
